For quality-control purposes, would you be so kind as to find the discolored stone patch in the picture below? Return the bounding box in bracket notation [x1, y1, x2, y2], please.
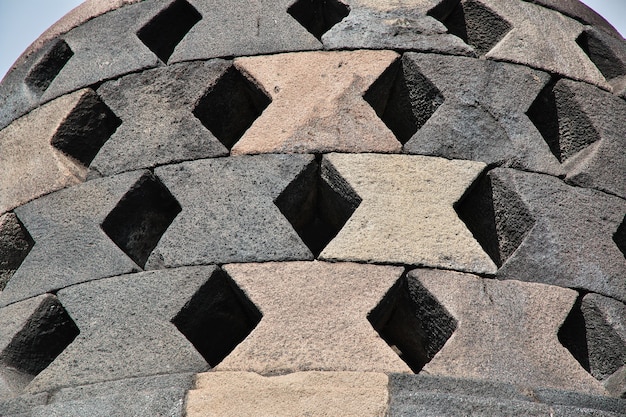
[410, 269, 607, 395]
[319, 153, 496, 274]
[187, 371, 389, 417]
[231, 50, 402, 155]
[218, 261, 410, 374]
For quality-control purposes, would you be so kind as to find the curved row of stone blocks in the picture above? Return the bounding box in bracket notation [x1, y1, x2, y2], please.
[0, 0, 624, 415]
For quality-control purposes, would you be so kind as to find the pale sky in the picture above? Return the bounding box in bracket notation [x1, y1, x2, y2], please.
[0, 0, 624, 81]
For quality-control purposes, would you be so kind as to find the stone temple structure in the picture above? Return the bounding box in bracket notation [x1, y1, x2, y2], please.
[0, 0, 625, 415]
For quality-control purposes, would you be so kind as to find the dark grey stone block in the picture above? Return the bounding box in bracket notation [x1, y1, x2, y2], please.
[581, 294, 626, 381]
[92, 60, 232, 177]
[399, 53, 561, 175]
[322, 0, 475, 56]
[0, 171, 148, 307]
[462, 168, 626, 302]
[30, 373, 194, 417]
[39, 0, 175, 102]
[146, 155, 315, 268]
[25, 267, 216, 393]
[577, 27, 626, 97]
[166, 0, 321, 64]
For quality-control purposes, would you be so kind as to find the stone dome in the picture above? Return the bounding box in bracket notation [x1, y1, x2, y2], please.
[0, 0, 625, 415]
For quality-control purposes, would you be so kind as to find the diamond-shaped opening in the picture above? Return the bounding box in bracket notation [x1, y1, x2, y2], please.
[275, 155, 361, 257]
[101, 172, 181, 268]
[527, 80, 601, 163]
[558, 293, 591, 374]
[51, 89, 121, 167]
[455, 171, 535, 267]
[193, 66, 271, 150]
[137, 0, 201, 63]
[577, 29, 626, 84]
[24, 39, 73, 95]
[368, 271, 457, 373]
[172, 268, 261, 367]
[364, 57, 444, 145]
[430, 0, 512, 56]
[614, 215, 626, 259]
[287, 0, 350, 40]
[0, 213, 34, 292]
[0, 295, 79, 395]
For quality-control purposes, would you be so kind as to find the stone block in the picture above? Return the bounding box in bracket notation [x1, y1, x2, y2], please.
[408, 268, 606, 395]
[166, 0, 321, 63]
[230, 50, 402, 154]
[398, 53, 560, 175]
[0, 89, 119, 215]
[186, 371, 389, 417]
[146, 155, 315, 268]
[0, 213, 33, 291]
[525, 0, 622, 37]
[39, 0, 175, 102]
[26, 267, 218, 393]
[218, 261, 410, 374]
[319, 153, 496, 274]
[577, 27, 626, 97]
[321, 0, 474, 55]
[0, 171, 150, 306]
[92, 60, 233, 177]
[31, 373, 194, 417]
[0, 392, 48, 416]
[459, 168, 626, 302]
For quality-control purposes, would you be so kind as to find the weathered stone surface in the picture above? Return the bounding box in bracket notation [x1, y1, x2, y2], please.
[231, 51, 402, 155]
[319, 154, 496, 274]
[322, 0, 474, 55]
[463, 168, 626, 301]
[26, 267, 215, 393]
[604, 366, 626, 399]
[0, 213, 33, 291]
[524, 0, 622, 37]
[470, 0, 608, 87]
[400, 53, 561, 175]
[0, 89, 112, 215]
[146, 155, 314, 268]
[187, 371, 389, 417]
[39, 0, 171, 102]
[167, 0, 321, 63]
[541, 79, 626, 198]
[577, 27, 626, 97]
[31, 373, 194, 417]
[581, 294, 626, 381]
[389, 374, 625, 416]
[0, 171, 147, 307]
[91, 60, 231, 177]
[218, 261, 410, 374]
[0, 294, 78, 399]
[408, 269, 606, 394]
[0, 392, 48, 416]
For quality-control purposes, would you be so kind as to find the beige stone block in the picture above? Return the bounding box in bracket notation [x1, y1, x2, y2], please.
[186, 371, 389, 417]
[319, 153, 497, 274]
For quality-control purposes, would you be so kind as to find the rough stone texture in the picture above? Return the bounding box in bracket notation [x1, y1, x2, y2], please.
[187, 371, 389, 417]
[167, 0, 321, 63]
[231, 51, 402, 154]
[0, 392, 48, 416]
[0, 89, 97, 215]
[218, 262, 410, 374]
[475, 0, 608, 87]
[30, 373, 194, 417]
[319, 154, 496, 274]
[389, 374, 626, 416]
[322, 0, 474, 55]
[408, 269, 606, 395]
[581, 294, 626, 381]
[91, 60, 231, 177]
[524, 0, 621, 37]
[577, 27, 626, 97]
[38, 0, 170, 102]
[146, 155, 314, 268]
[604, 366, 626, 399]
[0, 213, 33, 291]
[475, 168, 626, 302]
[0, 171, 147, 307]
[401, 53, 561, 175]
[548, 79, 626, 198]
[26, 267, 215, 393]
